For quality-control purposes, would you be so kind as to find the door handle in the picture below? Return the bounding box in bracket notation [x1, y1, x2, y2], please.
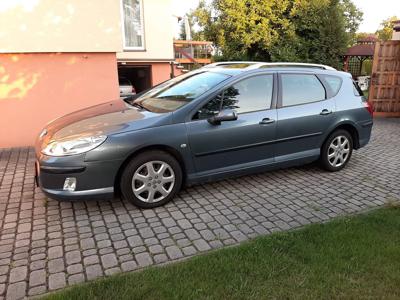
[320, 109, 332, 115]
[259, 118, 275, 125]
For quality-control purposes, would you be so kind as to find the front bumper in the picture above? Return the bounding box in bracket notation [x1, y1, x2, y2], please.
[35, 154, 122, 201]
[41, 186, 114, 201]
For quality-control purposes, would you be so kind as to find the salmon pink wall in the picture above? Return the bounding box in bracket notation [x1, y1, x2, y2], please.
[0, 53, 119, 148]
[151, 62, 171, 85]
[151, 62, 185, 85]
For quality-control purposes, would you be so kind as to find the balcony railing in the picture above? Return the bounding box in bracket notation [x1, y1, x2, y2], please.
[173, 40, 213, 65]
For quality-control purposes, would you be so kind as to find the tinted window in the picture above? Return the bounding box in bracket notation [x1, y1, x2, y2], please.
[194, 93, 223, 120]
[221, 75, 273, 114]
[134, 71, 229, 113]
[281, 74, 325, 106]
[193, 75, 273, 120]
[322, 75, 342, 96]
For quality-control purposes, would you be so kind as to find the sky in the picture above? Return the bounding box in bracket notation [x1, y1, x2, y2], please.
[352, 0, 400, 33]
[171, 0, 400, 35]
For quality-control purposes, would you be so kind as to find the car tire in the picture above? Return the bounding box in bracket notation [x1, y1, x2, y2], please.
[320, 129, 353, 172]
[120, 150, 183, 208]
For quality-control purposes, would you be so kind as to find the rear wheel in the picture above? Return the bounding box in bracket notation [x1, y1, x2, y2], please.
[320, 129, 353, 172]
[120, 151, 182, 208]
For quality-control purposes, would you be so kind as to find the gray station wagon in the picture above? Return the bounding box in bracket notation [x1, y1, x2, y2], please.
[35, 62, 373, 208]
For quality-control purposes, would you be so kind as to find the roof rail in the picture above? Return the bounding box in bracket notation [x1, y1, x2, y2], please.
[203, 61, 336, 71]
[202, 61, 259, 68]
[253, 62, 336, 70]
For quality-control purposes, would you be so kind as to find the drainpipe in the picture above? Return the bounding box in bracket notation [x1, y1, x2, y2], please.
[169, 61, 175, 79]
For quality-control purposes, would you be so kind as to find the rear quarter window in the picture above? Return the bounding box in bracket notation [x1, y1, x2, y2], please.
[352, 80, 364, 96]
[321, 75, 342, 97]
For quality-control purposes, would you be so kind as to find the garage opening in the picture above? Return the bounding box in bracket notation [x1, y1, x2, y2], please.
[117, 64, 152, 95]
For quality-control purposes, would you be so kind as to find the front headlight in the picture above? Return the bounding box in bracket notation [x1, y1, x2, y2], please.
[42, 135, 107, 156]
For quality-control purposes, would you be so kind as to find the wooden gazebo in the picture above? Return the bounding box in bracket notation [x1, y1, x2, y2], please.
[343, 35, 376, 78]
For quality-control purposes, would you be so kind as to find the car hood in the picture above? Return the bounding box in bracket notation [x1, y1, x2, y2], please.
[40, 99, 170, 142]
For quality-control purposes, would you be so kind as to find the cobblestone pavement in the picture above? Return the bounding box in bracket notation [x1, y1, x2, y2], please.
[0, 118, 399, 299]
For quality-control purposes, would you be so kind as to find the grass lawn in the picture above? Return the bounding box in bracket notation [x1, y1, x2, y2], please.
[44, 207, 400, 300]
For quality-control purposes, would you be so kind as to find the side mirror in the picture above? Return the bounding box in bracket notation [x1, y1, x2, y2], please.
[207, 109, 238, 125]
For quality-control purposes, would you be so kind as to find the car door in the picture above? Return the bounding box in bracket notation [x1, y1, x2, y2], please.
[275, 72, 335, 162]
[186, 73, 277, 173]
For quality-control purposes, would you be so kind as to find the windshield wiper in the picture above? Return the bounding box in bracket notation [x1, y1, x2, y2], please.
[131, 102, 148, 111]
[122, 97, 133, 105]
[122, 97, 147, 110]
[158, 95, 191, 100]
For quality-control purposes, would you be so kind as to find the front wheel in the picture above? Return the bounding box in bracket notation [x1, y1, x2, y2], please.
[320, 130, 353, 172]
[120, 150, 182, 208]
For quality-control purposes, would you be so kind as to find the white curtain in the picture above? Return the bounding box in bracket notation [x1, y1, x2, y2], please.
[123, 0, 143, 47]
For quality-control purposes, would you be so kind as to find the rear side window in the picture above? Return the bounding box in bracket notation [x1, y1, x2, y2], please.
[321, 75, 342, 96]
[281, 74, 326, 107]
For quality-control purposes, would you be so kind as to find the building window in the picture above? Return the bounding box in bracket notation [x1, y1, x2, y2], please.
[122, 0, 144, 49]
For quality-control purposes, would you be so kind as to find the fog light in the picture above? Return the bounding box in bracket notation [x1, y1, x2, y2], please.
[63, 177, 77, 192]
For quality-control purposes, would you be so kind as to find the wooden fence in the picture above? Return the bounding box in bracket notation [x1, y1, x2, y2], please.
[369, 41, 400, 117]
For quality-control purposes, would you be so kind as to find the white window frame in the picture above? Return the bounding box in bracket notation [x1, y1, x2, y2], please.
[120, 0, 146, 51]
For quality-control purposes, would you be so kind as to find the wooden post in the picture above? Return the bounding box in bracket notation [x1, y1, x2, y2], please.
[369, 42, 381, 110]
[358, 57, 364, 76]
[343, 56, 349, 72]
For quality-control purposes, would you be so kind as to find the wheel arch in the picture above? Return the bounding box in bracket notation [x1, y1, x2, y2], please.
[114, 144, 187, 196]
[323, 122, 360, 150]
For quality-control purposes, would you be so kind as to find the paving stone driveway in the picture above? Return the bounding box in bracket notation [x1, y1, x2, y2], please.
[0, 118, 399, 299]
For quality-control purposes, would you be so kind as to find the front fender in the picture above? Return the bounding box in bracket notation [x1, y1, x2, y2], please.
[84, 123, 195, 177]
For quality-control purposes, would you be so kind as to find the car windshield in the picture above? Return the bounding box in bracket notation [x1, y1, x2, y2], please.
[133, 71, 230, 113]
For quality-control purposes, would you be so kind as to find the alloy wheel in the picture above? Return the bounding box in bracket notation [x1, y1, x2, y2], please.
[131, 160, 175, 203]
[327, 135, 350, 168]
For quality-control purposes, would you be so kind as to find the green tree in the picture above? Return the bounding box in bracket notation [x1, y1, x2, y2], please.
[341, 0, 363, 37]
[193, 0, 294, 61]
[376, 16, 398, 41]
[277, 0, 362, 67]
[354, 32, 373, 40]
[192, 0, 363, 68]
